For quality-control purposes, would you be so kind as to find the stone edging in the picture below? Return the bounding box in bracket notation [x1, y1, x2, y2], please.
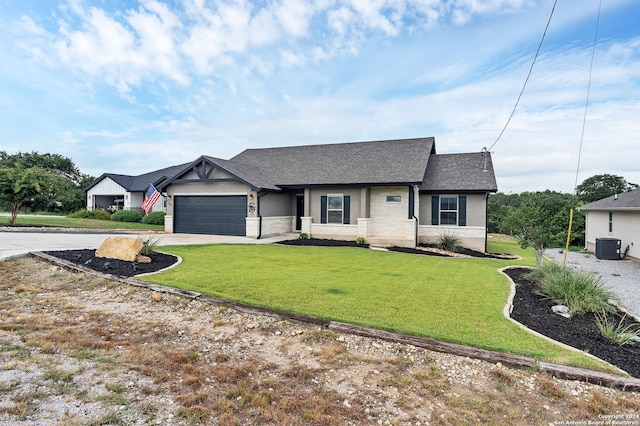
[28, 251, 640, 392]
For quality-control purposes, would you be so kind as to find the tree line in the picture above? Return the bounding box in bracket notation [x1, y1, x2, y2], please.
[489, 174, 638, 265]
[0, 151, 94, 225]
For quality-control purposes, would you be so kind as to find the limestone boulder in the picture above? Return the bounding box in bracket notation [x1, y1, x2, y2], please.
[95, 237, 145, 262]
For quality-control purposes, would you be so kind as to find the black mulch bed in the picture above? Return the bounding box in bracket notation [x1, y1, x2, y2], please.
[388, 244, 510, 259]
[506, 267, 640, 378]
[278, 239, 511, 259]
[278, 238, 369, 248]
[44, 249, 178, 277]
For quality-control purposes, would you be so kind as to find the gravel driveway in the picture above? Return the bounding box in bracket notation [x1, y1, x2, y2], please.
[545, 248, 640, 320]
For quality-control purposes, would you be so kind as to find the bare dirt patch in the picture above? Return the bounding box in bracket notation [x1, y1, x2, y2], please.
[1, 256, 640, 425]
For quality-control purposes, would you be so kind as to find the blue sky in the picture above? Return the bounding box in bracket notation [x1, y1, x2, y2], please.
[1, 0, 638, 193]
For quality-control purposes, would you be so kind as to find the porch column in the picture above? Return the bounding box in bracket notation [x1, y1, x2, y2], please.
[301, 217, 312, 235]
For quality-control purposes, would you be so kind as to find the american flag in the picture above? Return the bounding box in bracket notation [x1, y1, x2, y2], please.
[141, 184, 161, 215]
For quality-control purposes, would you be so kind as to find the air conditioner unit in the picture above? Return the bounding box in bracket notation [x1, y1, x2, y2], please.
[595, 238, 621, 260]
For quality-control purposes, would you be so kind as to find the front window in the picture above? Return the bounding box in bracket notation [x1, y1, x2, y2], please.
[327, 195, 343, 224]
[440, 196, 458, 225]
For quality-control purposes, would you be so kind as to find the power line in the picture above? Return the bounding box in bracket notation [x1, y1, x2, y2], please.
[573, 0, 602, 194]
[487, 0, 558, 152]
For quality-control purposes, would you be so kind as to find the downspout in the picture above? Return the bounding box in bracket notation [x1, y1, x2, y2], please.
[256, 191, 267, 239]
[409, 185, 419, 247]
[485, 192, 489, 253]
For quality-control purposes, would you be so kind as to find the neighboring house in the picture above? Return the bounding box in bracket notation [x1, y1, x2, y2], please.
[153, 137, 497, 251]
[85, 163, 189, 214]
[579, 188, 640, 261]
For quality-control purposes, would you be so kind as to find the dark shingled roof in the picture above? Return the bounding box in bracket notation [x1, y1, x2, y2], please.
[578, 188, 640, 211]
[230, 137, 436, 187]
[420, 152, 497, 192]
[84, 163, 190, 192]
[89, 137, 499, 194]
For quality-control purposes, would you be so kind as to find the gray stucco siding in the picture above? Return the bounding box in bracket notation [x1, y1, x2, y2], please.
[419, 193, 487, 227]
[259, 192, 293, 217]
[308, 187, 362, 224]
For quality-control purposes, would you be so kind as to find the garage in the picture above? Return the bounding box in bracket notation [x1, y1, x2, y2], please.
[174, 196, 247, 236]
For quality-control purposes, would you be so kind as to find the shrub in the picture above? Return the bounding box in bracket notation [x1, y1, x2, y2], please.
[141, 237, 160, 256]
[142, 211, 165, 225]
[529, 262, 617, 315]
[436, 233, 460, 253]
[298, 232, 309, 240]
[67, 209, 111, 220]
[595, 311, 640, 346]
[110, 209, 143, 223]
[356, 237, 366, 245]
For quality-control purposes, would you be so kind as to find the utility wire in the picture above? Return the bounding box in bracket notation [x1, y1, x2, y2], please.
[573, 0, 602, 194]
[487, 0, 558, 152]
[563, 0, 602, 266]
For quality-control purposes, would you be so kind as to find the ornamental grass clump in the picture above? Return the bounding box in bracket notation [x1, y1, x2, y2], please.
[594, 310, 640, 346]
[530, 262, 617, 315]
[436, 233, 460, 253]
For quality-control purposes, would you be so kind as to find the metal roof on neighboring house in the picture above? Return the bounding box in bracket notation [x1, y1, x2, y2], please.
[420, 152, 498, 193]
[578, 188, 640, 211]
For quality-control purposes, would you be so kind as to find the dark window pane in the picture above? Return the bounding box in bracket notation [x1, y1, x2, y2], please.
[328, 196, 342, 210]
[440, 212, 457, 225]
[328, 211, 342, 224]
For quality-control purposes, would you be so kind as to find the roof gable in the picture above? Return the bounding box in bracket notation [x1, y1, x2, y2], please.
[579, 188, 640, 211]
[157, 156, 281, 191]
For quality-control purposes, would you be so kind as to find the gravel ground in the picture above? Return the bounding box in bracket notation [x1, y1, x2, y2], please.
[544, 249, 640, 320]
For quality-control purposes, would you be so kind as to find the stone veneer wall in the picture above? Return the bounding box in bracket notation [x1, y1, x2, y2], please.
[260, 216, 294, 238]
[419, 225, 486, 252]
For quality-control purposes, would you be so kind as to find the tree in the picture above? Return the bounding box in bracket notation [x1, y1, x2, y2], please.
[0, 166, 53, 225]
[0, 151, 94, 213]
[501, 191, 583, 266]
[576, 174, 638, 204]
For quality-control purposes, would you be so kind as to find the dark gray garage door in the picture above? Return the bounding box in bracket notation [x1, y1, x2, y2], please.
[174, 196, 247, 236]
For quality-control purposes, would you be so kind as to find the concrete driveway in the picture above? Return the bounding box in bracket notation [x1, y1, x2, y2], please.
[0, 230, 295, 261]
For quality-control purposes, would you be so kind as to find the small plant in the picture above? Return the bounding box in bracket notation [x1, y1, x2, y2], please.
[595, 310, 640, 346]
[110, 209, 143, 223]
[356, 236, 366, 245]
[142, 211, 165, 225]
[298, 232, 309, 240]
[436, 232, 460, 253]
[141, 236, 160, 256]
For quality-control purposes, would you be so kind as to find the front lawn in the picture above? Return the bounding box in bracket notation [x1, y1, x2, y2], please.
[0, 215, 163, 231]
[142, 238, 610, 371]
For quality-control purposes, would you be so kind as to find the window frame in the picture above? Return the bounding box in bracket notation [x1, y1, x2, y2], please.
[327, 194, 344, 224]
[439, 195, 458, 225]
[609, 211, 613, 233]
[386, 195, 401, 203]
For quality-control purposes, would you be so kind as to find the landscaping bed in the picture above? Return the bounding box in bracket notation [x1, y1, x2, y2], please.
[506, 267, 640, 378]
[44, 249, 178, 277]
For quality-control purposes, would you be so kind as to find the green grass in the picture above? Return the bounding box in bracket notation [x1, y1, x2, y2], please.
[0, 215, 163, 231]
[141, 237, 612, 372]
